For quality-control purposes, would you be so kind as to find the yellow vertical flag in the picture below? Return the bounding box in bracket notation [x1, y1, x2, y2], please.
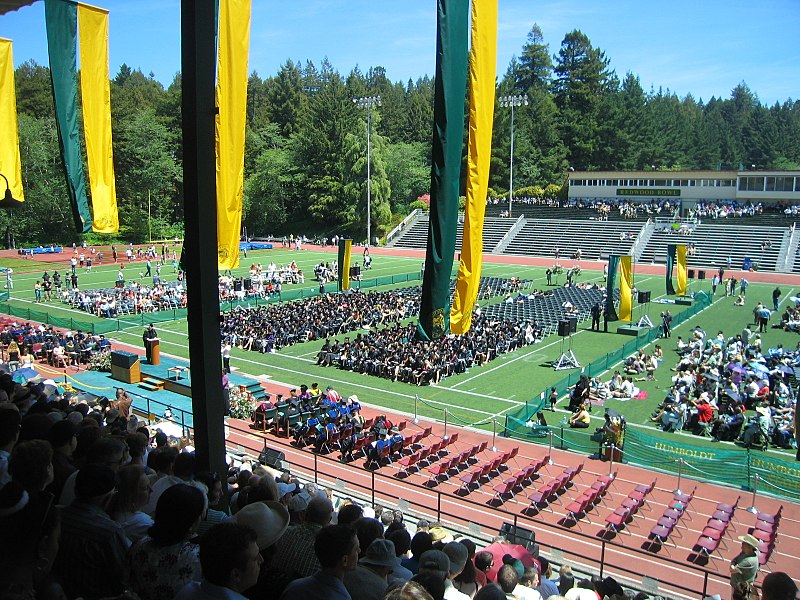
[0, 39, 24, 202]
[338, 239, 352, 291]
[619, 255, 633, 322]
[78, 4, 118, 232]
[676, 244, 687, 296]
[215, 0, 251, 270]
[451, 0, 497, 334]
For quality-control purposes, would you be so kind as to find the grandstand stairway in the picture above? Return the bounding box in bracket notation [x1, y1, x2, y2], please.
[637, 224, 787, 271]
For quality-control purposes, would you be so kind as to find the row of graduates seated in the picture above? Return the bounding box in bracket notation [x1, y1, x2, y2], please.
[220, 287, 421, 354]
[316, 317, 538, 386]
[250, 384, 400, 462]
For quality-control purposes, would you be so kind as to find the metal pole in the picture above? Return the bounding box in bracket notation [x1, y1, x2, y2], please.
[414, 394, 419, 424]
[366, 108, 371, 247]
[491, 419, 498, 452]
[746, 473, 760, 514]
[498, 95, 527, 219]
[443, 409, 449, 440]
[509, 102, 514, 218]
[547, 430, 554, 464]
[608, 445, 616, 474]
[353, 96, 381, 247]
[673, 458, 684, 495]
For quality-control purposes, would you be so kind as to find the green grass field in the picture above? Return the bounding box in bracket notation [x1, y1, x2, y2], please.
[1, 248, 797, 459]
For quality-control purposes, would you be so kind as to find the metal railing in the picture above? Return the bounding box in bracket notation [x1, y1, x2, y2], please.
[210, 419, 729, 599]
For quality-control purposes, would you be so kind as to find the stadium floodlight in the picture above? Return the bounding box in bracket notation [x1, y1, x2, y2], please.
[352, 96, 382, 247]
[498, 94, 528, 218]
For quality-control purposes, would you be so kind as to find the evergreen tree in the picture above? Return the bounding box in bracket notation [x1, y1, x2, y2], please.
[516, 24, 552, 92]
[552, 30, 611, 169]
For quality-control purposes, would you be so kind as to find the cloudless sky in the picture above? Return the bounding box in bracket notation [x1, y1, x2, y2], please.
[1, 0, 798, 105]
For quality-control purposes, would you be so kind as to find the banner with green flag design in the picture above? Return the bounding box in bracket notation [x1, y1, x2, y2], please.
[666, 244, 676, 295]
[418, 0, 468, 340]
[45, 0, 92, 233]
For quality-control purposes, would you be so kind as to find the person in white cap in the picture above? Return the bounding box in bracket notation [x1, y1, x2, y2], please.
[730, 533, 759, 599]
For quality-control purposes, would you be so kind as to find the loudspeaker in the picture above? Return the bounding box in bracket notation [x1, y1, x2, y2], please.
[243, 278, 252, 289]
[111, 350, 138, 368]
[233, 280, 243, 292]
[499, 522, 539, 554]
[688, 269, 695, 279]
[350, 265, 361, 277]
[698, 270, 706, 280]
[558, 320, 570, 337]
[258, 447, 285, 470]
[637, 290, 651, 303]
[568, 316, 577, 333]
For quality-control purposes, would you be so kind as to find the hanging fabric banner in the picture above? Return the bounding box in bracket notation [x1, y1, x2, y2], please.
[78, 4, 118, 233]
[338, 239, 352, 291]
[418, 0, 469, 340]
[619, 255, 633, 322]
[45, 0, 92, 232]
[605, 255, 619, 322]
[676, 244, 687, 296]
[450, 0, 497, 334]
[0, 39, 24, 202]
[215, 0, 251, 270]
[666, 244, 676, 295]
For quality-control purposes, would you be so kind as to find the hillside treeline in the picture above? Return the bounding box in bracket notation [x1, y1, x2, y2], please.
[10, 26, 800, 245]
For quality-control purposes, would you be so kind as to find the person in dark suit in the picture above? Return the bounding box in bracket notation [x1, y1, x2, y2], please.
[143, 324, 157, 363]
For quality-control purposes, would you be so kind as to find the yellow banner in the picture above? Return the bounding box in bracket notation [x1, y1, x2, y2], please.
[450, 0, 497, 334]
[339, 239, 352, 291]
[0, 39, 24, 202]
[78, 4, 118, 232]
[619, 255, 633, 322]
[215, 0, 251, 270]
[676, 244, 687, 296]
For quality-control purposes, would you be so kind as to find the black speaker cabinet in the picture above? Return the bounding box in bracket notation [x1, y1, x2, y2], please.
[637, 290, 651, 303]
[258, 447, 285, 470]
[568, 316, 577, 333]
[233, 279, 243, 292]
[688, 269, 695, 279]
[499, 522, 539, 554]
[350, 265, 361, 277]
[558, 320, 570, 337]
[698, 270, 706, 280]
[111, 350, 138, 368]
[243, 278, 252, 289]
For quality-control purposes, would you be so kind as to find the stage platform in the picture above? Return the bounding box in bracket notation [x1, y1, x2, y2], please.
[616, 324, 648, 336]
[65, 353, 266, 429]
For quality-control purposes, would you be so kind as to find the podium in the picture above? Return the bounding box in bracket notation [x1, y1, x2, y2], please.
[111, 350, 141, 383]
[146, 338, 161, 365]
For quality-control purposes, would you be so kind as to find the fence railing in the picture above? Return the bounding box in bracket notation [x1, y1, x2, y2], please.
[212, 419, 728, 599]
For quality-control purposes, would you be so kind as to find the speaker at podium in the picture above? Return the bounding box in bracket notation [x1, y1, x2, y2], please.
[688, 269, 695, 279]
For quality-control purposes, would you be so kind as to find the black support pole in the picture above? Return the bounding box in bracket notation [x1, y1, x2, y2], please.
[181, 0, 227, 476]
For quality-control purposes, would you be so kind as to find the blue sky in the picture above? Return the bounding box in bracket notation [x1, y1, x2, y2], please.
[1, 0, 798, 105]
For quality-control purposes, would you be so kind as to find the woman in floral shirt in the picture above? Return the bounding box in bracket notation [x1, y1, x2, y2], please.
[127, 483, 206, 600]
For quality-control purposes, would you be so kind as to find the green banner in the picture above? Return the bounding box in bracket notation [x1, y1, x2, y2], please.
[418, 0, 468, 340]
[45, 0, 92, 233]
[605, 255, 619, 322]
[666, 244, 676, 295]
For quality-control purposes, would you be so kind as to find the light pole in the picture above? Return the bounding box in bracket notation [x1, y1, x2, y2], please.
[498, 94, 528, 218]
[353, 96, 381, 247]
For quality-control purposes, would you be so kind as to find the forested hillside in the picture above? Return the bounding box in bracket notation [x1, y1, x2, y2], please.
[10, 26, 800, 246]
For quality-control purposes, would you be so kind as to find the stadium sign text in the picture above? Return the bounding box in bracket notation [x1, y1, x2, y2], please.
[617, 188, 681, 197]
